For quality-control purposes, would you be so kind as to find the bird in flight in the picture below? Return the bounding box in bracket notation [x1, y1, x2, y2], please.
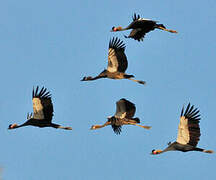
[152, 103, 214, 155]
[111, 13, 177, 41]
[81, 37, 145, 85]
[90, 98, 151, 134]
[8, 86, 72, 130]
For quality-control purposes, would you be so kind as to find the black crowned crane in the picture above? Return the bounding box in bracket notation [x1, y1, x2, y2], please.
[8, 86, 72, 130]
[90, 98, 151, 135]
[152, 103, 214, 155]
[111, 13, 177, 41]
[81, 37, 145, 85]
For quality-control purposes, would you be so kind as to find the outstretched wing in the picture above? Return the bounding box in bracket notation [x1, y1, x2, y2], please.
[32, 86, 53, 122]
[127, 28, 146, 41]
[108, 117, 122, 135]
[176, 103, 201, 147]
[107, 37, 128, 73]
[115, 98, 136, 118]
[111, 124, 122, 135]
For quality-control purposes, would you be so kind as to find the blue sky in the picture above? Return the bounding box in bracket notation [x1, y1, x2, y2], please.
[0, 0, 216, 179]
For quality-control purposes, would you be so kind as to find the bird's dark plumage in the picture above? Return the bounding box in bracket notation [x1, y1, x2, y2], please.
[108, 37, 127, 73]
[81, 37, 146, 85]
[112, 13, 177, 41]
[8, 86, 72, 130]
[90, 98, 151, 135]
[152, 103, 213, 155]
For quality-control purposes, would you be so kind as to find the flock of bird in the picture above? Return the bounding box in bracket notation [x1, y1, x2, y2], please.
[8, 13, 214, 155]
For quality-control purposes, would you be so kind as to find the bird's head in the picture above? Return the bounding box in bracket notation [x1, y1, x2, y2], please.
[8, 123, 18, 129]
[151, 149, 163, 155]
[111, 26, 123, 32]
[90, 125, 100, 130]
[81, 76, 92, 81]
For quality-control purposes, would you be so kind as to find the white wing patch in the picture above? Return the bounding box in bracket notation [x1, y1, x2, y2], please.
[120, 112, 126, 118]
[32, 98, 44, 119]
[138, 18, 158, 23]
[107, 48, 118, 73]
[176, 116, 190, 145]
[115, 100, 127, 118]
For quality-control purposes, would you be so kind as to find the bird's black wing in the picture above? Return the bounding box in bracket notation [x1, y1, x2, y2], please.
[115, 98, 136, 118]
[126, 28, 146, 41]
[111, 124, 122, 135]
[108, 117, 122, 135]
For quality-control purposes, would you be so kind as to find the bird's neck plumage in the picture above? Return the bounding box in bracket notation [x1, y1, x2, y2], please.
[114, 26, 129, 31]
[93, 124, 107, 129]
[13, 122, 29, 129]
[162, 142, 177, 153]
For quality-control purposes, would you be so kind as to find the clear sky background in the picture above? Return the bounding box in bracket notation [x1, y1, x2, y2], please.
[0, 0, 216, 179]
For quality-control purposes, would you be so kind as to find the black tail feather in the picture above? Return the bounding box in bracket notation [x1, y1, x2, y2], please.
[112, 125, 122, 135]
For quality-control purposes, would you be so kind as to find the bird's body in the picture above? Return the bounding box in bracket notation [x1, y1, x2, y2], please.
[8, 86, 72, 130]
[108, 116, 141, 134]
[152, 103, 214, 155]
[111, 13, 177, 41]
[90, 98, 151, 134]
[81, 37, 145, 85]
[160, 142, 206, 153]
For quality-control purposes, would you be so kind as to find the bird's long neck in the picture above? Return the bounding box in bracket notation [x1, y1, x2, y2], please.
[9, 122, 29, 129]
[161, 142, 177, 153]
[82, 71, 107, 81]
[93, 121, 111, 129]
[17, 124, 27, 128]
[91, 75, 107, 80]
[93, 124, 108, 129]
[119, 26, 130, 31]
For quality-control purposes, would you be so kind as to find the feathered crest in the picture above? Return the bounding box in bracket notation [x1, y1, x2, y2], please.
[132, 13, 140, 21]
